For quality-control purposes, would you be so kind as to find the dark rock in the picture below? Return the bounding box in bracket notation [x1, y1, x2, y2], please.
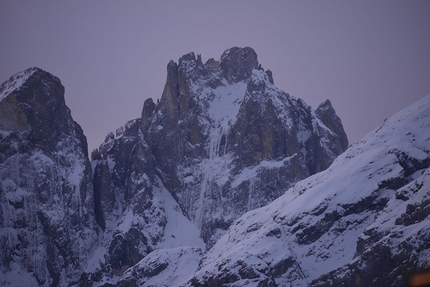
[265, 69, 274, 85]
[205, 58, 220, 69]
[0, 67, 97, 286]
[220, 47, 259, 82]
[316, 99, 349, 152]
[295, 210, 343, 245]
[141, 97, 155, 128]
[109, 230, 147, 276]
[93, 159, 114, 230]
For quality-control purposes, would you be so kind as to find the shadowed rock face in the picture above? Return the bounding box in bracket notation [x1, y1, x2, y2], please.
[0, 68, 88, 158]
[316, 99, 349, 153]
[220, 46, 259, 82]
[0, 67, 96, 286]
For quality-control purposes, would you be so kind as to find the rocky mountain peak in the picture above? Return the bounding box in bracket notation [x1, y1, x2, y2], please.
[0, 68, 96, 286]
[220, 46, 259, 82]
[178, 51, 197, 66]
[0, 67, 87, 157]
[94, 47, 349, 255]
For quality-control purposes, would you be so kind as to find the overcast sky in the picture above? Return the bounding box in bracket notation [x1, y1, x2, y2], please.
[1, 1, 430, 152]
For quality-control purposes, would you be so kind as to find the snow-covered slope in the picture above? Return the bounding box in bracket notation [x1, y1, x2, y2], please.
[117, 246, 203, 287]
[185, 94, 430, 286]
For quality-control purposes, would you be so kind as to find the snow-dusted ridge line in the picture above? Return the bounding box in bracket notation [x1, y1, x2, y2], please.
[0, 67, 39, 102]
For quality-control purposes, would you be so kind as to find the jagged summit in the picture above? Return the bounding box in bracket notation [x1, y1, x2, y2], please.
[0, 67, 88, 156]
[160, 47, 263, 124]
[0, 67, 88, 157]
[88, 47, 349, 284]
[172, 46, 258, 71]
[220, 46, 259, 82]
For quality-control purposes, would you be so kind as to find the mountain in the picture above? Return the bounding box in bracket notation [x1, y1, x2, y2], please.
[1, 48, 428, 287]
[0, 47, 349, 286]
[87, 47, 348, 284]
[0, 68, 97, 286]
[184, 94, 430, 286]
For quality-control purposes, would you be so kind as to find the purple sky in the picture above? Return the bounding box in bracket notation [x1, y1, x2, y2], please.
[1, 1, 430, 152]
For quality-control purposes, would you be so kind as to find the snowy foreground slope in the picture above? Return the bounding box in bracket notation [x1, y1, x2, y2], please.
[183, 94, 430, 286]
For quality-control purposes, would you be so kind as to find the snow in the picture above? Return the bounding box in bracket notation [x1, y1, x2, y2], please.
[86, 244, 107, 272]
[231, 155, 296, 189]
[67, 155, 85, 189]
[206, 80, 247, 130]
[189, 77, 250, 227]
[117, 209, 134, 232]
[156, 178, 205, 250]
[119, 246, 203, 287]
[0, 263, 39, 287]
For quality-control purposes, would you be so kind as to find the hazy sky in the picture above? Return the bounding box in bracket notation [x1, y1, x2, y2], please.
[1, 1, 430, 152]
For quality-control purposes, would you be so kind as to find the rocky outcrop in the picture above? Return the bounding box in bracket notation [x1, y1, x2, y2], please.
[220, 47, 259, 82]
[0, 68, 97, 286]
[315, 99, 348, 154]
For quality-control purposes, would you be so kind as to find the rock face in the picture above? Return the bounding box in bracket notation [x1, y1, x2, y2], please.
[0, 68, 97, 286]
[86, 47, 348, 284]
[185, 94, 430, 287]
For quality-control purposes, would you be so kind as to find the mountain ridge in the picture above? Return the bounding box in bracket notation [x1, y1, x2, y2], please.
[3, 48, 426, 287]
